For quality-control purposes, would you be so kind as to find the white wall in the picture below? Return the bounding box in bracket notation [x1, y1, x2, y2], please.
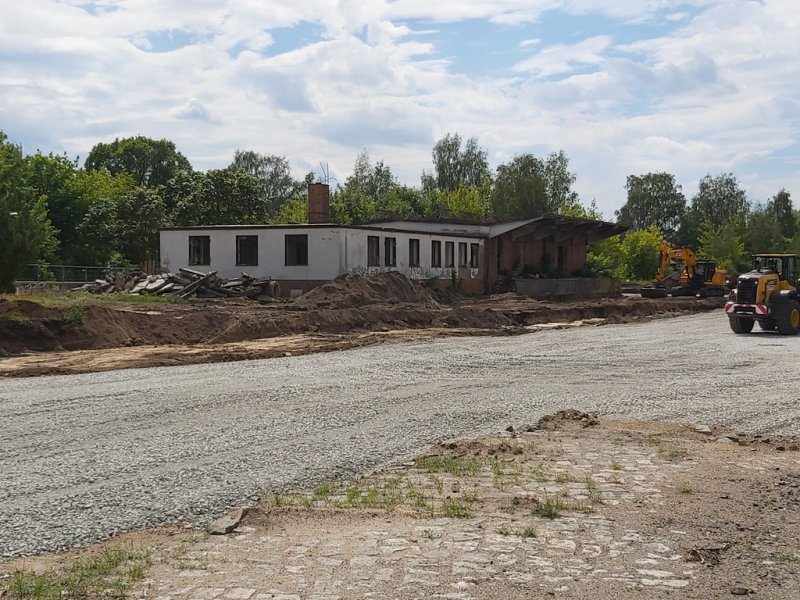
[160, 227, 343, 280]
[159, 226, 484, 282]
[343, 229, 483, 281]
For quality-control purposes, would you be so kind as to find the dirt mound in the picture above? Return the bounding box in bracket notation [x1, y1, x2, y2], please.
[294, 272, 440, 309]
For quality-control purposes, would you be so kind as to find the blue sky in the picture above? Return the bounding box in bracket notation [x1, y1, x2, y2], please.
[1, 0, 798, 218]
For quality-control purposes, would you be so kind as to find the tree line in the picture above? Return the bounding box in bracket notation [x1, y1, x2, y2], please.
[1, 129, 797, 290]
[590, 172, 799, 280]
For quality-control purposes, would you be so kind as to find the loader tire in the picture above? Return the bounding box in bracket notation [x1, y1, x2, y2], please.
[758, 318, 776, 331]
[776, 300, 800, 335]
[729, 316, 754, 334]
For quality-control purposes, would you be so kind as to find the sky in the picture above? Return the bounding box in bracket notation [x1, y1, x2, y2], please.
[1, 0, 799, 218]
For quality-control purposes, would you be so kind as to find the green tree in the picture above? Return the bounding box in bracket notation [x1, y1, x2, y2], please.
[424, 133, 491, 193]
[744, 203, 784, 255]
[585, 234, 624, 278]
[768, 189, 795, 239]
[491, 151, 580, 219]
[0, 133, 58, 291]
[681, 173, 748, 246]
[169, 168, 262, 226]
[230, 151, 305, 217]
[428, 185, 488, 221]
[331, 151, 402, 224]
[698, 219, 747, 272]
[619, 224, 663, 280]
[85, 136, 192, 188]
[616, 173, 686, 240]
[271, 196, 308, 224]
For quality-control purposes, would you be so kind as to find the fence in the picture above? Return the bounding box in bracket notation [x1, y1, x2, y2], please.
[16, 264, 140, 284]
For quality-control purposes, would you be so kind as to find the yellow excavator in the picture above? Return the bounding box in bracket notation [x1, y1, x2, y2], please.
[641, 242, 729, 298]
[725, 254, 800, 335]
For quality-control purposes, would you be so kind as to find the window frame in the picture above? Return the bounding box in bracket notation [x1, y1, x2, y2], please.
[409, 238, 420, 268]
[384, 237, 397, 267]
[445, 241, 455, 268]
[431, 240, 442, 268]
[470, 243, 479, 268]
[284, 234, 309, 266]
[367, 235, 381, 267]
[235, 235, 259, 267]
[458, 242, 468, 267]
[188, 235, 210, 266]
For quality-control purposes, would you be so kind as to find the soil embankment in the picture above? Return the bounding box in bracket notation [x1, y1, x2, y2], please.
[0, 272, 725, 376]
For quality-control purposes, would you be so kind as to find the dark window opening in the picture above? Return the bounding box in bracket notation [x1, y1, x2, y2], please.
[557, 245, 566, 270]
[367, 235, 380, 266]
[458, 242, 467, 267]
[445, 241, 455, 268]
[431, 240, 442, 268]
[384, 237, 397, 267]
[470, 243, 479, 268]
[236, 235, 258, 266]
[285, 234, 308, 266]
[409, 238, 420, 267]
[189, 236, 210, 266]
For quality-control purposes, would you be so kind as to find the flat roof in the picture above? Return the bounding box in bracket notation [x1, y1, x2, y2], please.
[159, 223, 489, 239]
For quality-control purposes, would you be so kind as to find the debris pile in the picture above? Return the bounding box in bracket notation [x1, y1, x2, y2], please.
[75, 268, 281, 300]
[294, 271, 440, 309]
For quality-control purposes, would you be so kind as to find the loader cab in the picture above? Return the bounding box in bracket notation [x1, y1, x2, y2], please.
[752, 254, 797, 287]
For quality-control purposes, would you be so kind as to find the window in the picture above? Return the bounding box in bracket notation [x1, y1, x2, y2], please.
[188, 236, 210, 266]
[431, 240, 442, 268]
[458, 242, 467, 267]
[384, 237, 397, 267]
[285, 234, 308, 266]
[445, 241, 455, 268]
[236, 235, 258, 266]
[470, 243, 479, 268]
[367, 235, 380, 266]
[409, 238, 420, 267]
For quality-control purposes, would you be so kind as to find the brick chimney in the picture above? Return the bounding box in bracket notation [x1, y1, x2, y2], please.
[308, 183, 330, 224]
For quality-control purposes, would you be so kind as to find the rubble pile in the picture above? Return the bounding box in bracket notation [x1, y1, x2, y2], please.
[75, 268, 281, 300]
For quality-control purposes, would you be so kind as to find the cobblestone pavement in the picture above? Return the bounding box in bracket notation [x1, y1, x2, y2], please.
[137, 419, 800, 600]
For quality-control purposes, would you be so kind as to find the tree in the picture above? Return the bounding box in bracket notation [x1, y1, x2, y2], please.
[85, 136, 192, 188]
[698, 219, 747, 272]
[271, 196, 308, 224]
[585, 234, 624, 278]
[491, 151, 580, 219]
[331, 151, 402, 224]
[768, 189, 796, 240]
[616, 173, 686, 240]
[426, 133, 491, 192]
[619, 224, 663, 280]
[744, 203, 784, 255]
[428, 185, 488, 221]
[230, 151, 305, 217]
[0, 133, 58, 291]
[169, 168, 262, 226]
[681, 173, 748, 246]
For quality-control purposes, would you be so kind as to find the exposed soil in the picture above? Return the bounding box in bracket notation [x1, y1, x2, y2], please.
[0, 272, 725, 377]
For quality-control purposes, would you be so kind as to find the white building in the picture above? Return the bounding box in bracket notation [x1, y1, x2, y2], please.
[159, 183, 626, 297]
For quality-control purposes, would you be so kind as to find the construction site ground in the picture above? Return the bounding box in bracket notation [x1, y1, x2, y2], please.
[0, 272, 724, 377]
[3, 415, 798, 599]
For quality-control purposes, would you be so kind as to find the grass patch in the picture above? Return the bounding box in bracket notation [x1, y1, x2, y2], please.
[0, 311, 30, 323]
[442, 498, 472, 518]
[533, 495, 565, 519]
[415, 456, 481, 477]
[4, 546, 150, 600]
[658, 446, 690, 462]
[64, 304, 87, 325]
[679, 485, 693, 495]
[515, 526, 537, 539]
[610, 461, 623, 471]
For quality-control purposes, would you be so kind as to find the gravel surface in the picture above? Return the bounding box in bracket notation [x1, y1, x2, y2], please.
[2, 311, 799, 559]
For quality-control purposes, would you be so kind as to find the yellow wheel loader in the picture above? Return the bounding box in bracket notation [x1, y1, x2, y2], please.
[725, 254, 800, 335]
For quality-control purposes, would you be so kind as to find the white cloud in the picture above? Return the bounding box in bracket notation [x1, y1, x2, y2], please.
[0, 0, 798, 219]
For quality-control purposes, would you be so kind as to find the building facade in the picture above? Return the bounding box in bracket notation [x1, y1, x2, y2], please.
[159, 183, 626, 297]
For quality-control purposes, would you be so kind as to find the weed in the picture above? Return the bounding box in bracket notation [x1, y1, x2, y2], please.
[496, 526, 511, 536]
[658, 446, 689, 462]
[313, 483, 332, 500]
[679, 485, 693, 495]
[525, 442, 537, 454]
[610, 461, 623, 471]
[442, 498, 472, 518]
[0, 311, 29, 323]
[555, 471, 573, 484]
[430, 475, 444, 495]
[461, 490, 480, 504]
[5, 545, 150, 600]
[534, 495, 565, 519]
[531, 464, 548, 483]
[421, 529, 438, 540]
[300, 496, 315, 509]
[415, 456, 480, 477]
[64, 304, 86, 325]
[584, 474, 597, 490]
[273, 493, 286, 507]
[589, 490, 605, 505]
[345, 487, 360, 506]
[515, 526, 537, 539]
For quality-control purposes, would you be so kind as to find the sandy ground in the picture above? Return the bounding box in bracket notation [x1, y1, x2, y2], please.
[3, 414, 798, 599]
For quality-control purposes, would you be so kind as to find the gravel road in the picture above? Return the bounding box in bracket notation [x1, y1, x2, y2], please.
[2, 311, 799, 559]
